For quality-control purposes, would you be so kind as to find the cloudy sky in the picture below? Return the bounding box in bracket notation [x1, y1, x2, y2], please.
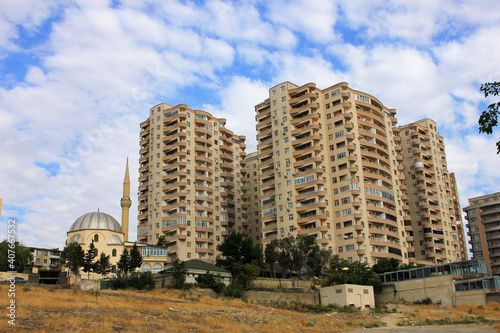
[1, 0, 499, 250]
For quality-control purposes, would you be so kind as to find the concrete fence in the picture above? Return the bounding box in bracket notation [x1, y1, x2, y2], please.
[246, 290, 320, 305]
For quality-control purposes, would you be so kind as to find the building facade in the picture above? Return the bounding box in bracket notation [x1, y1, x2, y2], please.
[399, 119, 467, 265]
[138, 103, 249, 264]
[463, 192, 500, 276]
[250, 81, 408, 265]
[30, 247, 61, 270]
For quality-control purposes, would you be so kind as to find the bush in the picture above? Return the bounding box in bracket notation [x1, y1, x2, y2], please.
[195, 272, 226, 294]
[224, 283, 245, 298]
[414, 297, 432, 305]
[110, 271, 156, 290]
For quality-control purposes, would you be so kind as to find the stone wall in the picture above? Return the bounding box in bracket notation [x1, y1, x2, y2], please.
[74, 279, 100, 291]
[246, 290, 320, 305]
[251, 277, 312, 290]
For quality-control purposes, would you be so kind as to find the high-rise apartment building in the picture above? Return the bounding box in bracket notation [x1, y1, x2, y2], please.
[250, 81, 409, 265]
[138, 103, 248, 263]
[399, 119, 467, 265]
[463, 192, 500, 276]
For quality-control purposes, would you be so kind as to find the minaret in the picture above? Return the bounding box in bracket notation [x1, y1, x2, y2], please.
[121, 157, 131, 242]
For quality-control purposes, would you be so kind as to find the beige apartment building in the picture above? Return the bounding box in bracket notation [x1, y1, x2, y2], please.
[138, 103, 249, 263]
[463, 192, 500, 276]
[29, 247, 61, 270]
[250, 81, 409, 265]
[399, 119, 467, 265]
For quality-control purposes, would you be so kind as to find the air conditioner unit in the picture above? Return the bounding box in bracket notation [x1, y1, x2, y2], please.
[287, 197, 291, 201]
[284, 175, 288, 178]
[287, 209, 290, 212]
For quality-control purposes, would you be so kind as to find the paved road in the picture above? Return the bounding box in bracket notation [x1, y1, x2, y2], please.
[343, 327, 495, 333]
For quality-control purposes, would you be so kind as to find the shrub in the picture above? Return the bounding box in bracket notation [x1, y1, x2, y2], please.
[414, 297, 432, 305]
[224, 283, 245, 298]
[110, 271, 155, 290]
[195, 272, 226, 294]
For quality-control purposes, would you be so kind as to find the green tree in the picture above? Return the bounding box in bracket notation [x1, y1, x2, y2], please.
[322, 256, 382, 293]
[157, 235, 167, 247]
[277, 235, 294, 278]
[82, 240, 97, 278]
[61, 242, 84, 274]
[95, 252, 111, 278]
[129, 243, 143, 272]
[264, 239, 280, 279]
[0, 240, 33, 272]
[372, 258, 400, 274]
[479, 81, 500, 153]
[170, 257, 187, 289]
[216, 231, 262, 288]
[117, 248, 130, 275]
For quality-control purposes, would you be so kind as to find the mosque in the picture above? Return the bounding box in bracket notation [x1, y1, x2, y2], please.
[66, 160, 167, 274]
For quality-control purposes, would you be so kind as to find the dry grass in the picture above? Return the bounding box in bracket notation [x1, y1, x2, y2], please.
[0, 284, 383, 332]
[1, 284, 498, 332]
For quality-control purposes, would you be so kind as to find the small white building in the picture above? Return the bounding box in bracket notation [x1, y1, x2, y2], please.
[320, 284, 375, 309]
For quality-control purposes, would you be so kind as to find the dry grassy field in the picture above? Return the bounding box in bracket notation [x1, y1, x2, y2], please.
[0, 284, 499, 332]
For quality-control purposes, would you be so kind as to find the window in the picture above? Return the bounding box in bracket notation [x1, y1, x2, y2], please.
[112, 249, 117, 257]
[93, 234, 99, 242]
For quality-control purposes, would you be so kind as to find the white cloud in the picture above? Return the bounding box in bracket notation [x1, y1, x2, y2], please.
[202, 76, 269, 152]
[264, 0, 339, 43]
[1, 0, 500, 251]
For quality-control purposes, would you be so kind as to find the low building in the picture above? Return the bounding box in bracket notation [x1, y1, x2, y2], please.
[30, 247, 61, 270]
[160, 259, 232, 286]
[320, 284, 375, 309]
[377, 259, 500, 306]
[184, 260, 232, 285]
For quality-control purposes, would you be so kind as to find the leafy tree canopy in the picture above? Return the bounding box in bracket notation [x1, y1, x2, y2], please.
[170, 257, 186, 289]
[0, 240, 33, 272]
[61, 242, 84, 274]
[216, 231, 262, 288]
[323, 255, 382, 293]
[479, 81, 500, 153]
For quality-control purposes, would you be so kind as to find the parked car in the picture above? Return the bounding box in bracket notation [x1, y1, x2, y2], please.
[5, 277, 28, 283]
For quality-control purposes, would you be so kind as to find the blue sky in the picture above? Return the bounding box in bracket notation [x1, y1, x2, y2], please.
[1, 0, 500, 249]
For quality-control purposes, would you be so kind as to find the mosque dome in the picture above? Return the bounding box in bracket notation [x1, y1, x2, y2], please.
[68, 234, 84, 244]
[69, 212, 123, 232]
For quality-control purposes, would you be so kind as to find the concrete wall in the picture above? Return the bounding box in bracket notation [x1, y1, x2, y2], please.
[320, 284, 375, 309]
[246, 290, 320, 305]
[251, 277, 311, 290]
[486, 292, 500, 304]
[378, 275, 456, 306]
[377, 275, 491, 307]
[454, 289, 487, 306]
[0, 272, 29, 281]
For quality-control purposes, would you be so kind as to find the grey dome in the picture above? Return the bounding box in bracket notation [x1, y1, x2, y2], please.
[108, 235, 123, 245]
[70, 212, 123, 232]
[68, 234, 84, 244]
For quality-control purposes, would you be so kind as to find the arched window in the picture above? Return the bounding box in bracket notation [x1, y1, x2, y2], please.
[94, 248, 98, 256]
[141, 263, 151, 272]
[153, 263, 162, 273]
[94, 234, 99, 242]
[112, 249, 117, 257]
